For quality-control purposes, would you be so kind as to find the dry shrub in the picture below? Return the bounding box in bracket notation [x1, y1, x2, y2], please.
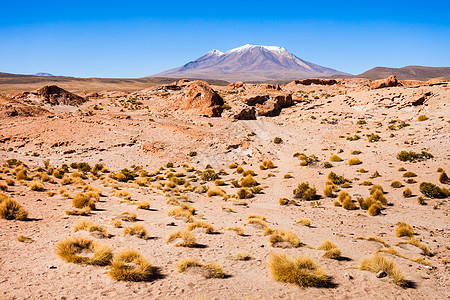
[55, 236, 112, 266]
[402, 188, 412, 197]
[247, 218, 268, 229]
[167, 206, 194, 222]
[269, 253, 329, 287]
[16, 169, 28, 181]
[207, 187, 226, 197]
[348, 157, 362, 165]
[225, 227, 244, 236]
[395, 222, 414, 237]
[293, 182, 317, 200]
[323, 185, 336, 198]
[237, 188, 253, 199]
[368, 203, 382, 216]
[241, 175, 258, 187]
[354, 236, 389, 247]
[391, 180, 403, 188]
[176, 258, 225, 279]
[166, 230, 196, 247]
[376, 248, 432, 266]
[260, 160, 276, 170]
[61, 176, 72, 185]
[115, 211, 137, 222]
[123, 224, 148, 239]
[72, 193, 96, 209]
[137, 201, 150, 210]
[439, 171, 450, 184]
[187, 221, 215, 234]
[5, 178, 14, 186]
[109, 249, 154, 281]
[110, 219, 122, 228]
[295, 218, 311, 227]
[359, 255, 407, 286]
[65, 207, 91, 216]
[0, 197, 28, 220]
[29, 180, 45, 191]
[330, 155, 342, 162]
[403, 171, 417, 178]
[236, 251, 252, 261]
[395, 238, 430, 256]
[264, 228, 301, 248]
[17, 234, 32, 243]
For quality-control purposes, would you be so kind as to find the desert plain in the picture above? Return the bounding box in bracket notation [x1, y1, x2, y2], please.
[0, 76, 449, 299]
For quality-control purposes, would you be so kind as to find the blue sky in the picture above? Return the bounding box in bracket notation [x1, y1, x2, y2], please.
[1, 0, 449, 78]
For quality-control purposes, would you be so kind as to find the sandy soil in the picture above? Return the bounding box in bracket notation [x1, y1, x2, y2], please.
[0, 80, 449, 299]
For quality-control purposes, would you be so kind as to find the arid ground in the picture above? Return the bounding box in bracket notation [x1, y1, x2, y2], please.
[0, 77, 449, 299]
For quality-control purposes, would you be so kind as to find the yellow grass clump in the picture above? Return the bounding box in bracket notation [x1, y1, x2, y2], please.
[109, 249, 155, 281]
[166, 230, 196, 247]
[115, 211, 137, 222]
[317, 240, 342, 259]
[348, 157, 362, 165]
[225, 227, 244, 236]
[247, 218, 268, 229]
[29, 180, 45, 191]
[66, 207, 91, 216]
[330, 154, 343, 162]
[359, 255, 407, 286]
[236, 251, 252, 261]
[123, 224, 148, 239]
[395, 238, 430, 256]
[72, 192, 96, 210]
[264, 228, 301, 248]
[395, 222, 414, 237]
[55, 236, 112, 266]
[167, 206, 194, 222]
[354, 236, 390, 247]
[137, 201, 150, 210]
[206, 187, 226, 197]
[391, 180, 403, 188]
[0, 196, 28, 220]
[241, 175, 258, 187]
[269, 253, 329, 287]
[237, 188, 253, 199]
[186, 221, 215, 234]
[176, 258, 225, 279]
[295, 218, 311, 227]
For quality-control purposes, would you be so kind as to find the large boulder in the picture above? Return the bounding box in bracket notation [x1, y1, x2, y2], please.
[238, 92, 292, 117]
[175, 80, 224, 117]
[234, 106, 256, 120]
[370, 75, 400, 89]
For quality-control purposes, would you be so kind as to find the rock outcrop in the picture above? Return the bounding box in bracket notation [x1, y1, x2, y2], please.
[369, 75, 400, 89]
[15, 85, 86, 105]
[174, 80, 224, 117]
[234, 106, 256, 120]
[237, 92, 293, 117]
[0, 96, 48, 117]
[290, 79, 337, 86]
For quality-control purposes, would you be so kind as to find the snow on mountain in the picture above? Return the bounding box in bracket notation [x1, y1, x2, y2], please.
[153, 44, 348, 82]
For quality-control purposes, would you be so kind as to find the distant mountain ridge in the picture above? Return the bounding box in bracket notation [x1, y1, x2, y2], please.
[153, 44, 349, 82]
[357, 66, 450, 81]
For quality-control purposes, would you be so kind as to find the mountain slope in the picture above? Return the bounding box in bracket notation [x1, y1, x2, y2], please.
[153, 44, 348, 82]
[357, 66, 450, 81]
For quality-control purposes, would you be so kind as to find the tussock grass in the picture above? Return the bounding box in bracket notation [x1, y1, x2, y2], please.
[269, 253, 329, 287]
[110, 219, 122, 228]
[247, 218, 268, 229]
[17, 234, 32, 243]
[123, 224, 148, 239]
[55, 236, 112, 266]
[206, 187, 226, 197]
[295, 218, 311, 227]
[348, 157, 362, 165]
[403, 188, 412, 197]
[66, 207, 91, 216]
[115, 211, 137, 222]
[186, 221, 215, 234]
[318, 240, 342, 259]
[395, 238, 430, 256]
[0, 196, 28, 220]
[221, 206, 235, 213]
[109, 249, 155, 281]
[166, 230, 196, 247]
[293, 182, 317, 200]
[359, 255, 407, 286]
[167, 206, 194, 222]
[241, 175, 258, 187]
[330, 155, 343, 162]
[137, 201, 150, 210]
[354, 236, 390, 247]
[391, 180, 403, 188]
[235, 251, 252, 261]
[395, 222, 414, 237]
[237, 188, 253, 199]
[376, 248, 432, 266]
[176, 258, 225, 278]
[225, 227, 244, 236]
[29, 180, 45, 191]
[439, 171, 449, 184]
[72, 193, 96, 210]
[264, 228, 301, 248]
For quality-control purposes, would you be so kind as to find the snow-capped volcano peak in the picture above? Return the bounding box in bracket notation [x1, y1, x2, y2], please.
[207, 49, 224, 56]
[153, 44, 348, 81]
[227, 44, 288, 54]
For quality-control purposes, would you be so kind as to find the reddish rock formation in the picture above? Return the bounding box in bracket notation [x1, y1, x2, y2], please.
[175, 80, 224, 117]
[15, 85, 86, 105]
[0, 96, 48, 117]
[369, 75, 400, 89]
[238, 92, 293, 117]
[234, 106, 256, 120]
[227, 82, 244, 89]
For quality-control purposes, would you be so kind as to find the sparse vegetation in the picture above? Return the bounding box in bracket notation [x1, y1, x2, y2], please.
[419, 182, 448, 198]
[359, 255, 407, 286]
[166, 230, 196, 247]
[109, 249, 155, 281]
[0, 196, 28, 220]
[55, 236, 112, 266]
[269, 253, 329, 287]
[293, 182, 317, 200]
[397, 150, 433, 162]
[395, 222, 414, 237]
[123, 224, 148, 239]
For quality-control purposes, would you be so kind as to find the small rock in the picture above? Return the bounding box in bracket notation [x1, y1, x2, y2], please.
[48, 265, 57, 269]
[343, 272, 353, 280]
[376, 270, 387, 278]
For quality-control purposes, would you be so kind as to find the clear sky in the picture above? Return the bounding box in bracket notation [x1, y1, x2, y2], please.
[1, 0, 449, 78]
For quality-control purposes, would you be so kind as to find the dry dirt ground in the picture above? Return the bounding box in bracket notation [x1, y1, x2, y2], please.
[0, 80, 449, 299]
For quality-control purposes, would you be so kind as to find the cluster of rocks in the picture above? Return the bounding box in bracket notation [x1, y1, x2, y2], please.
[13, 85, 86, 105]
